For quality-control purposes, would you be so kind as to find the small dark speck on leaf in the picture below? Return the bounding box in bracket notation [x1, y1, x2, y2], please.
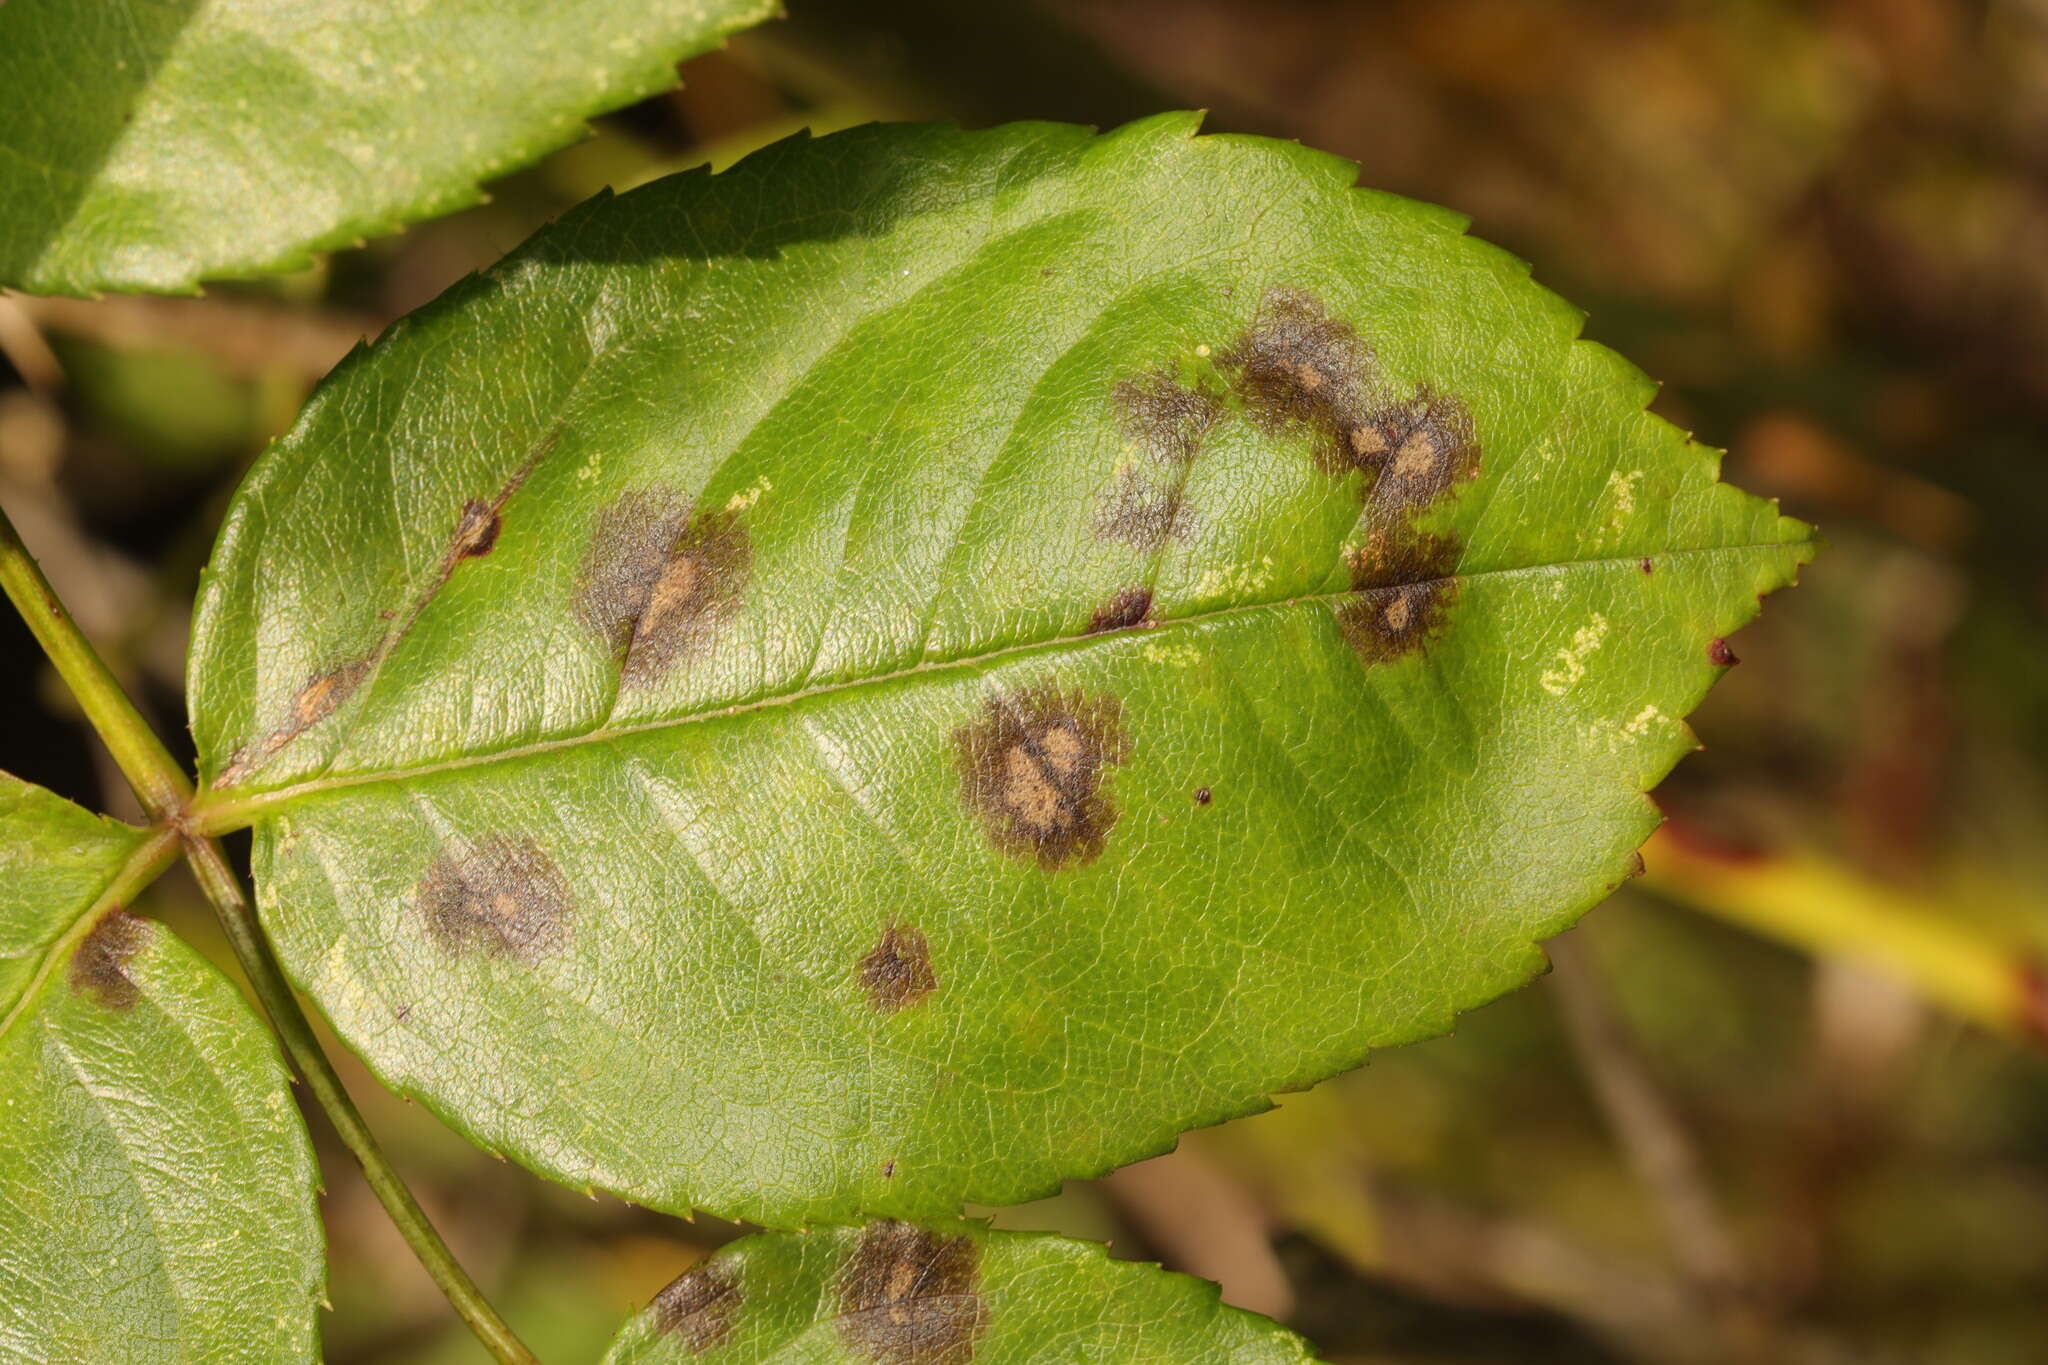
[1708, 638, 1740, 666]
[1194, 787, 1212, 805]
[416, 835, 572, 960]
[1087, 587, 1153, 634]
[1639, 558, 1655, 574]
[955, 685, 1132, 870]
[69, 910, 152, 1009]
[860, 923, 939, 1013]
[838, 1222, 986, 1365]
[652, 1260, 743, 1354]
[450, 499, 502, 560]
[883, 1159, 899, 1178]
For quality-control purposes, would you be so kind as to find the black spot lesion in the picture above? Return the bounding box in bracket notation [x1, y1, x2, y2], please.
[219, 656, 374, 785]
[954, 685, 1131, 871]
[575, 489, 753, 687]
[1336, 529, 1462, 665]
[416, 836, 572, 960]
[860, 923, 939, 1013]
[1220, 286, 1380, 475]
[1353, 388, 1480, 517]
[1087, 587, 1153, 634]
[1093, 467, 1191, 552]
[1113, 369, 1223, 466]
[68, 909, 152, 1010]
[651, 1260, 743, 1354]
[837, 1222, 986, 1365]
[449, 499, 502, 560]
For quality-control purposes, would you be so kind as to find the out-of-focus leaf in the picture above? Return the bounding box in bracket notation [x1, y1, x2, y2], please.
[603, 1220, 1317, 1364]
[0, 0, 778, 295]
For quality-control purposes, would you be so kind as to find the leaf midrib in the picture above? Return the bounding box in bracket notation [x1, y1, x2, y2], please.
[188, 541, 1795, 833]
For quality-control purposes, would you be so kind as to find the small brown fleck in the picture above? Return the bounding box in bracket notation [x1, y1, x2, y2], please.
[1626, 848, 1647, 879]
[417, 836, 572, 960]
[1113, 370, 1223, 466]
[1094, 467, 1191, 551]
[1336, 530, 1461, 665]
[1087, 587, 1153, 634]
[1194, 787, 1212, 805]
[954, 685, 1132, 871]
[1707, 638, 1740, 667]
[838, 1222, 986, 1365]
[1220, 288, 1379, 475]
[860, 923, 939, 1013]
[1639, 558, 1655, 574]
[450, 499, 502, 560]
[68, 910, 152, 1010]
[651, 1260, 743, 1353]
[883, 1159, 899, 1178]
[575, 489, 752, 687]
[1355, 389, 1481, 514]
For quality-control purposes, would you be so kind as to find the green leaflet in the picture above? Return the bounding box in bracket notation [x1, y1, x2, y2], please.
[603, 1220, 1318, 1364]
[185, 114, 1811, 1227]
[0, 0, 776, 295]
[0, 775, 322, 1362]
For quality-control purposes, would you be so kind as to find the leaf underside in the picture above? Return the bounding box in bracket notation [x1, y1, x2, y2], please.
[0, 776, 321, 1363]
[603, 1220, 1318, 1364]
[0, 0, 777, 295]
[188, 114, 1811, 1227]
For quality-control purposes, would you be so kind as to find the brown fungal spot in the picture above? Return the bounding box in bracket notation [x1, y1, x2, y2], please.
[218, 656, 373, 785]
[449, 499, 502, 560]
[416, 836, 572, 960]
[575, 489, 752, 687]
[1113, 370, 1222, 465]
[1087, 587, 1153, 634]
[1336, 530, 1462, 665]
[1220, 287, 1377, 474]
[1194, 786, 1212, 805]
[1355, 389, 1481, 515]
[883, 1159, 899, 1178]
[68, 910, 152, 1010]
[860, 923, 939, 1013]
[1093, 467, 1191, 551]
[954, 685, 1132, 870]
[837, 1222, 986, 1365]
[651, 1261, 743, 1353]
[1708, 638, 1740, 667]
[1639, 558, 1655, 574]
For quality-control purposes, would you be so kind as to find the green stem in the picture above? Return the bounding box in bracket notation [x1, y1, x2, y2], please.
[186, 835, 542, 1365]
[1, 497, 540, 1365]
[0, 503, 191, 821]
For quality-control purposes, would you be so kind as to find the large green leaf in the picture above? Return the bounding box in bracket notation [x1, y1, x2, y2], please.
[0, 0, 776, 295]
[0, 775, 322, 1361]
[603, 1220, 1316, 1365]
[185, 114, 1811, 1227]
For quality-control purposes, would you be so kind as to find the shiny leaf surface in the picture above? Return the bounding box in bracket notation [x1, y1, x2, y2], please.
[0, 775, 321, 1362]
[186, 114, 1811, 1226]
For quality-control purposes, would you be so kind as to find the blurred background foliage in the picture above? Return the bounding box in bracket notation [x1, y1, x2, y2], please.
[4, 1, 2047, 1361]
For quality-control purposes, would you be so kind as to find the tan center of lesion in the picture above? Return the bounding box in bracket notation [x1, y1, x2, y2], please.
[1000, 722, 1090, 834]
[1382, 594, 1412, 633]
[1391, 426, 1440, 480]
[637, 554, 704, 637]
